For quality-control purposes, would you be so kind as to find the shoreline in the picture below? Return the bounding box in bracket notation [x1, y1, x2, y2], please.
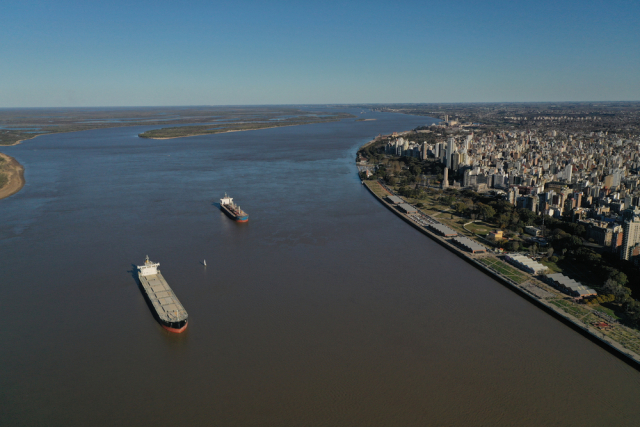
[140, 126, 284, 140]
[139, 121, 344, 140]
[357, 140, 640, 370]
[0, 152, 26, 200]
[2, 132, 47, 147]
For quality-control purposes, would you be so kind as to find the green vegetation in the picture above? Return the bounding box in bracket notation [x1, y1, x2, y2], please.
[549, 298, 591, 318]
[0, 156, 8, 188]
[539, 258, 562, 273]
[465, 222, 492, 236]
[363, 180, 388, 198]
[361, 143, 638, 324]
[478, 258, 528, 284]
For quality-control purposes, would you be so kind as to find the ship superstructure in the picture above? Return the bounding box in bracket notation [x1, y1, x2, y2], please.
[137, 256, 188, 333]
[220, 193, 249, 222]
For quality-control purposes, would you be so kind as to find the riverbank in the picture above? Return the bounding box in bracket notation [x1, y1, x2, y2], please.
[0, 153, 25, 200]
[141, 124, 305, 140]
[138, 113, 356, 139]
[359, 173, 640, 369]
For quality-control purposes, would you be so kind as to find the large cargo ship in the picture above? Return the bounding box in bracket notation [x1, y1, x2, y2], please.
[220, 193, 249, 222]
[137, 256, 188, 333]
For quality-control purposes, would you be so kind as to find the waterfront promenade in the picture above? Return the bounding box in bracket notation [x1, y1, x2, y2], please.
[360, 176, 640, 368]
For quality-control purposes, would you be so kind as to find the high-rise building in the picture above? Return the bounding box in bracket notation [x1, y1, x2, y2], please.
[446, 137, 455, 169]
[612, 169, 624, 188]
[563, 164, 572, 182]
[621, 211, 640, 260]
[625, 195, 634, 209]
[603, 175, 614, 188]
[464, 134, 472, 151]
[507, 187, 519, 205]
[421, 143, 428, 160]
[435, 142, 446, 161]
[517, 195, 538, 213]
[451, 152, 461, 170]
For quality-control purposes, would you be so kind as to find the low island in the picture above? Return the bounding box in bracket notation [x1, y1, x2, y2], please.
[137, 112, 356, 139]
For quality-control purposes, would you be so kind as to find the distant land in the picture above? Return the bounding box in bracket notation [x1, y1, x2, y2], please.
[137, 112, 355, 139]
[0, 106, 356, 146]
[0, 106, 357, 199]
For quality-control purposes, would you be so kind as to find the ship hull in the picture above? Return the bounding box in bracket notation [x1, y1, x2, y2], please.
[137, 268, 189, 334]
[161, 319, 188, 333]
[221, 204, 249, 222]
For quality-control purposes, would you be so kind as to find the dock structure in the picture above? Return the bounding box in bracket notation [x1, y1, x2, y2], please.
[428, 223, 458, 237]
[546, 273, 598, 299]
[504, 254, 548, 275]
[385, 195, 403, 205]
[452, 236, 486, 253]
[397, 203, 417, 214]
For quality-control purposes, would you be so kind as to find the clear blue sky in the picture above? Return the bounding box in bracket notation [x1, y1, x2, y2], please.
[1, 0, 638, 107]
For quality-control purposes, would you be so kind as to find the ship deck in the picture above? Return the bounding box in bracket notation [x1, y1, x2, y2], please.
[222, 204, 247, 217]
[138, 272, 188, 323]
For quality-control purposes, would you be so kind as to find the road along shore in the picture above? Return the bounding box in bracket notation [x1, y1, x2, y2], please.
[0, 152, 25, 200]
[357, 145, 640, 369]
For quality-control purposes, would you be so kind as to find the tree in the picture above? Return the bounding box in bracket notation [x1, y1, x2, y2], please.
[497, 214, 510, 229]
[623, 300, 640, 327]
[507, 241, 519, 252]
[479, 205, 496, 221]
[609, 271, 628, 286]
[568, 235, 582, 248]
[454, 202, 468, 215]
[602, 278, 631, 302]
[442, 194, 456, 205]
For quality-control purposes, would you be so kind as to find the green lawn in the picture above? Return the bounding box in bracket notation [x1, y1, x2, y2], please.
[479, 258, 528, 284]
[593, 304, 621, 320]
[466, 222, 493, 236]
[549, 298, 591, 318]
[363, 180, 388, 198]
[539, 259, 563, 273]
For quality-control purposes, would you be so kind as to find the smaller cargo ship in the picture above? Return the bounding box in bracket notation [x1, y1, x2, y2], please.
[137, 256, 188, 333]
[220, 193, 249, 222]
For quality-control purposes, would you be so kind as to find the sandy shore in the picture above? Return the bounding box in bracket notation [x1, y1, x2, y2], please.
[1, 133, 46, 146]
[0, 153, 25, 200]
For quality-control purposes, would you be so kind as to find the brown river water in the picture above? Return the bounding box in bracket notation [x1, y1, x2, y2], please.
[1, 108, 639, 426]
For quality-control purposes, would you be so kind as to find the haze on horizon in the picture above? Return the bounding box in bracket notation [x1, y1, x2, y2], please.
[1, 0, 638, 108]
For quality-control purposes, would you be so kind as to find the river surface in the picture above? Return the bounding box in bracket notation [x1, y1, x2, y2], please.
[1, 109, 639, 426]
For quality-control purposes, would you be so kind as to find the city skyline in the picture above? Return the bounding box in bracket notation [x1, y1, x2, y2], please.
[1, 0, 639, 107]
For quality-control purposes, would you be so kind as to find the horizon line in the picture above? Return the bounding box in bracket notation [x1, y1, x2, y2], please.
[2, 100, 640, 110]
